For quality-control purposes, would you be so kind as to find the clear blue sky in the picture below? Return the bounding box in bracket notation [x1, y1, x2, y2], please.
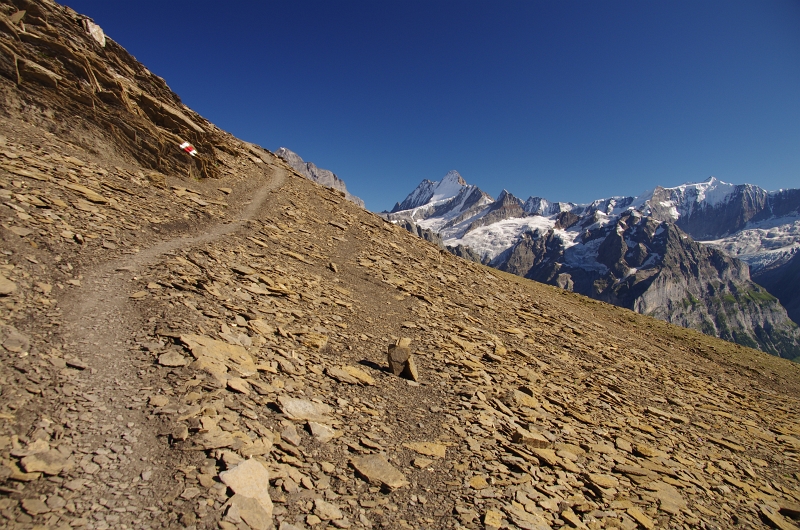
[65, 1, 800, 211]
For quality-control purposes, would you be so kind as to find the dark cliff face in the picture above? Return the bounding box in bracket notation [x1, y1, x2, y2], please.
[495, 213, 800, 359]
[650, 184, 800, 241]
[0, 0, 237, 181]
[673, 185, 768, 240]
[753, 250, 800, 327]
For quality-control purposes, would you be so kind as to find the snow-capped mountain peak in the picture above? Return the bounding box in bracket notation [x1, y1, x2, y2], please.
[390, 170, 471, 213]
[430, 170, 467, 202]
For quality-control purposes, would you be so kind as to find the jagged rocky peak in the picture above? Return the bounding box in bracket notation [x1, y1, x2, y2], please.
[495, 189, 522, 205]
[391, 170, 469, 212]
[524, 196, 561, 215]
[274, 147, 364, 207]
[463, 189, 526, 234]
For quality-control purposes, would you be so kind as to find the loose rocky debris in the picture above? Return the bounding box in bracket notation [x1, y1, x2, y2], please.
[0, 1, 799, 530]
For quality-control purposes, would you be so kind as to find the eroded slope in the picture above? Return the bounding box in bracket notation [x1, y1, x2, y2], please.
[0, 2, 799, 530]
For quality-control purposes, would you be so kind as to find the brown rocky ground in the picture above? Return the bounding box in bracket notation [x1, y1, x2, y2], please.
[0, 2, 799, 530]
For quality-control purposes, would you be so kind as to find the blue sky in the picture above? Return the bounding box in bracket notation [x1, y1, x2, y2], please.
[66, 1, 799, 211]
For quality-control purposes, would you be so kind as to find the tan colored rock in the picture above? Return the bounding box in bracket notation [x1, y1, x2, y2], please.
[301, 332, 328, 350]
[469, 475, 489, 490]
[760, 504, 800, 530]
[387, 341, 410, 375]
[308, 421, 337, 443]
[351, 454, 408, 490]
[413, 457, 433, 468]
[627, 507, 655, 530]
[21, 498, 50, 515]
[227, 377, 250, 394]
[584, 472, 618, 489]
[149, 395, 169, 407]
[158, 351, 188, 367]
[225, 494, 271, 530]
[387, 338, 418, 380]
[342, 365, 375, 385]
[561, 509, 589, 529]
[249, 319, 275, 337]
[0, 275, 16, 295]
[506, 388, 539, 409]
[402, 442, 447, 458]
[484, 509, 504, 528]
[181, 334, 257, 380]
[219, 459, 273, 519]
[512, 426, 550, 448]
[529, 447, 560, 467]
[20, 450, 67, 475]
[314, 498, 343, 521]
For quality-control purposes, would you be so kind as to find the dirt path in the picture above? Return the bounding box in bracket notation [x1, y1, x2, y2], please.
[50, 167, 286, 529]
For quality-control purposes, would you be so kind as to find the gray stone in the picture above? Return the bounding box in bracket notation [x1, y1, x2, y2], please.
[278, 396, 332, 423]
[158, 351, 188, 367]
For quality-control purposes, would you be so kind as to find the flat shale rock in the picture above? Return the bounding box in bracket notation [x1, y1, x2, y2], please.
[278, 396, 333, 422]
[351, 454, 409, 490]
[181, 333, 257, 379]
[20, 450, 67, 475]
[158, 350, 188, 367]
[402, 441, 447, 458]
[0, 275, 16, 295]
[225, 494, 272, 530]
[219, 459, 273, 518]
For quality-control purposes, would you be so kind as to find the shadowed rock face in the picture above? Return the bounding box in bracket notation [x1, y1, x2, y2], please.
[649, 184, 800, 241]
[466, 190, 525, 232]
[753, 250, 800, 326]
[274, 147, 365, 207]
[396, 219, 444, 247]
[652, 185, 800, 325]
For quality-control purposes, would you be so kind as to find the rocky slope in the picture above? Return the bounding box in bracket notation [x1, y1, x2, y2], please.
[274, 148, 364, 208]
[390, 174, 800, 359]
[1, 2, 800, 530]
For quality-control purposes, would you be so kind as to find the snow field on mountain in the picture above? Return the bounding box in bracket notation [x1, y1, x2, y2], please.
[444, 216, 559, 261]
[702, 215, 800, 270]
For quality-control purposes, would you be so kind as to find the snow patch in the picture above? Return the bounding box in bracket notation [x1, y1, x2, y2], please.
[444, 216, 556, 260]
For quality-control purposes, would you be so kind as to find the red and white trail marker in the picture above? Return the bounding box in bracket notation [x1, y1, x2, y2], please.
[179, 141, 197, 157]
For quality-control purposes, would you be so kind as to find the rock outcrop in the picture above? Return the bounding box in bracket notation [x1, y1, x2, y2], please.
[274, 147, 364, 207]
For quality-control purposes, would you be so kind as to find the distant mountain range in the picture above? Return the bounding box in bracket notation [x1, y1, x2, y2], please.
[386, 173, 800, 360]
[275, 147, 364, 207]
